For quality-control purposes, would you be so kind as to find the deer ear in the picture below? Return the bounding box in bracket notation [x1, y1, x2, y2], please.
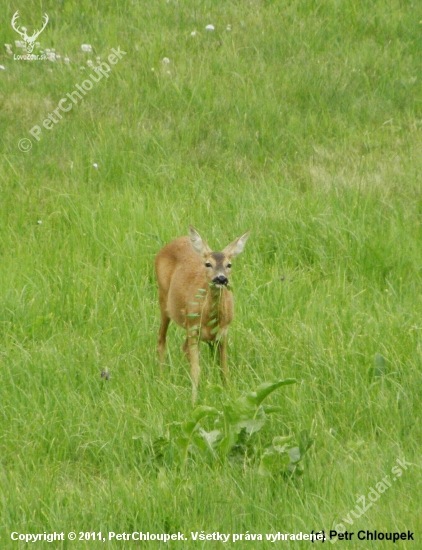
[222, 230, 250, 258]
[188, 226, 212, 257]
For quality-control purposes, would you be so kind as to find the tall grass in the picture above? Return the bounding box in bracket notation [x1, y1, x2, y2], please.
[0, 0, 421, 547]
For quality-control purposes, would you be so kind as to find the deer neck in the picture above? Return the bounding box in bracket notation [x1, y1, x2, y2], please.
[206, 284, 226, 318]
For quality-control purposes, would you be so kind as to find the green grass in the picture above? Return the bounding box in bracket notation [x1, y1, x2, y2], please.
[1, 0, 421, 547]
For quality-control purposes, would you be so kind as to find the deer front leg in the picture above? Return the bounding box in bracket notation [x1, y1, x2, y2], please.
[218, 334, 228, 386]
[184, 327, 200, 403]
[157, 313, 170, 370]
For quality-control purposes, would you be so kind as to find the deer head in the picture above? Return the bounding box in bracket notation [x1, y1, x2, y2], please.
[11, 11, 49, 54]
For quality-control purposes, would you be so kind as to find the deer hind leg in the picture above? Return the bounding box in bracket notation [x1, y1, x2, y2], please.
[184, 328, 201, 403]
[157, 311, 170, 368]
[218, 335, 228, 386]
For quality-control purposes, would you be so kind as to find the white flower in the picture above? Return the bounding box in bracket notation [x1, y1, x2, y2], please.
[37, 220, 43, 225]
[205, 24, 215, 31]
[64, 57, 70, 64]
[87, 59, 94, 67]
[162, 57, 170, 64]
[191, 31, 197, 37]
[47, 52, 56, 61]
[15, 40, 25, 49]
[0, 65, 5, 70]
[93, 163, 98, 169]
[81, 44, 93, 53]
[226, 24, 232, 31]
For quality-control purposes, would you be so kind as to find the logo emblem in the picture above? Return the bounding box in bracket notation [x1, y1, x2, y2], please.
[11, 11, 49, 53]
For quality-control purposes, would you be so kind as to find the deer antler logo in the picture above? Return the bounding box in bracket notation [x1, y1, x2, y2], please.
[11, 11, 49, 53]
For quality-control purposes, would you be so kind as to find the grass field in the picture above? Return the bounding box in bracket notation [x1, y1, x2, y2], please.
[1, 0, 421, 547]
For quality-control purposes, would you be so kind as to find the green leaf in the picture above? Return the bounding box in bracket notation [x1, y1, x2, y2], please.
[235, 379, 296, 413]
[272, 435, 295, 448]
[258, 432, 308, 477]
[258, 448, 291, 477]
[197, 428, 221, 455]
[220, 403, 267, 436]
[217, 430, 239, 457]
[286, 446, 301, 464]
[235, 416, 266, 435]
[254, 379, 297, 407]
[298, 429, 314, 455]
[174, 435, 190, 457]
[208, 317, 218, 326]
[210, 325, 220, 335]
[187, 313, 199, 319]
[181, 406, 219, 437]
[290, 462, 305, 476]
[191, 405, 220, 424]
[220, 403, 245, 425]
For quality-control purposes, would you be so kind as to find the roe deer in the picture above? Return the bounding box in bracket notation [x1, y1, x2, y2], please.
[155, 226, 250, 402]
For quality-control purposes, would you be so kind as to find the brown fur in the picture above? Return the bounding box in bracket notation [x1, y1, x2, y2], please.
[155, 226, 250, 402]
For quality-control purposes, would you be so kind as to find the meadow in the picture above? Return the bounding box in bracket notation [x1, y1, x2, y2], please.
[0, 0, 421, 547]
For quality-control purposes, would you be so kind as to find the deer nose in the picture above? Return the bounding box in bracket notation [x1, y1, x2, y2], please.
[213, 275, 228, 286]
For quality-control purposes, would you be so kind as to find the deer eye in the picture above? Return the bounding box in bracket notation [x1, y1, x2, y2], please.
[226, 263, 232, 268]
[205, 262, 212, 268]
